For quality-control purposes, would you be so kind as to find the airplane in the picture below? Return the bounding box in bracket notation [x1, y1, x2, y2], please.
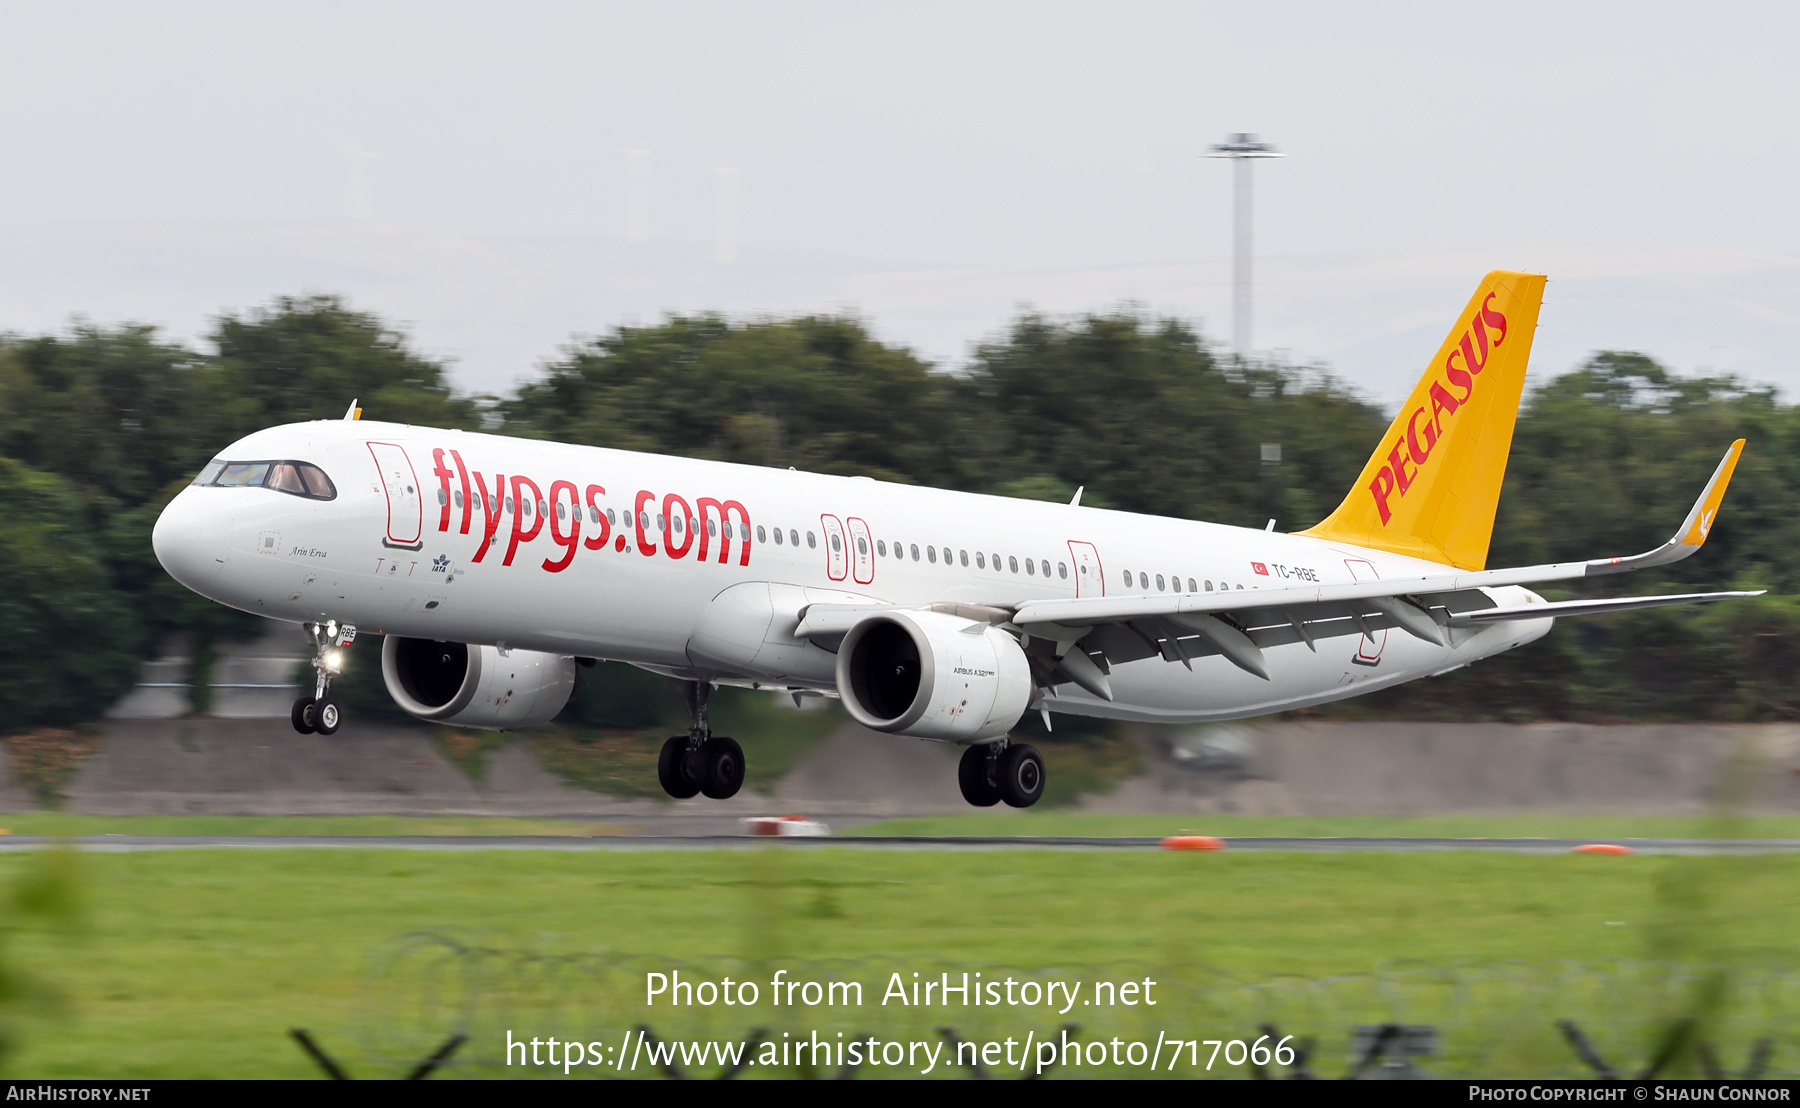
[151, 271, 1759, 809]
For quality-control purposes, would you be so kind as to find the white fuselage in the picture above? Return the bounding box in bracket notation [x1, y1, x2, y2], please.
[153, 419, 1552, 728]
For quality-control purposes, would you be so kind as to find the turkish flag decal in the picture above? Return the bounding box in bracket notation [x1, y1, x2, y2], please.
[1251, 562, 1269, 576]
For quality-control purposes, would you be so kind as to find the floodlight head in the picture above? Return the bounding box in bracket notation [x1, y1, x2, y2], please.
[1207, 132, 1284, 159]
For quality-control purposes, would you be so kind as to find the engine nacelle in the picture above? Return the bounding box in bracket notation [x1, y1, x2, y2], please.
[381, 637, 577, 731]
[836, 611, 1032, 742]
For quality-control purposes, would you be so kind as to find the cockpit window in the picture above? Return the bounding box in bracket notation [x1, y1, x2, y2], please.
[215, 462, 271, 487]
[204, 459, 336, 500]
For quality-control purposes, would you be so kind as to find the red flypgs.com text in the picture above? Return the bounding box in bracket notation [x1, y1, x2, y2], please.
[431, 449, 752, 573]
[1367, 294, 1509, 524]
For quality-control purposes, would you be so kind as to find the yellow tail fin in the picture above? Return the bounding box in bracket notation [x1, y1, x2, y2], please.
[1300, 270, 1546, 570]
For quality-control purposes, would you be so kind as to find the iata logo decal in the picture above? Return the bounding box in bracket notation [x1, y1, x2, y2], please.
[1368, 293, 1509, 525]
[1251, 562, 1269, 576]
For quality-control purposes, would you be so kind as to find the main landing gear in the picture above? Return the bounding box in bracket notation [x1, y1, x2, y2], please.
[291, 620, 353, 737]
[958, 740, 1045, 808]
[657, 681, 745, 800]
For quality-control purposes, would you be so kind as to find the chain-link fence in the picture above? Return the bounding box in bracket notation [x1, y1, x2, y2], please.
[324, 932, 1800, 1079]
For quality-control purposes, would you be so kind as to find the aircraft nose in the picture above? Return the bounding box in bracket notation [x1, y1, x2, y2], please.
[152, 488, 232, 588]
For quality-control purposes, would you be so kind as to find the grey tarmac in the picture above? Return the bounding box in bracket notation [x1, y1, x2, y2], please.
[2, 834, 1799, 854]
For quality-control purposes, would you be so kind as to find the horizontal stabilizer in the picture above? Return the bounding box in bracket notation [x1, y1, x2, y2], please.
[1448, 590, 1764, 625]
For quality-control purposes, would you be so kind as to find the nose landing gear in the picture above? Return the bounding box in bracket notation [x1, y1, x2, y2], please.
[656, 681, 746, 800]
[290, 620, 353, 736]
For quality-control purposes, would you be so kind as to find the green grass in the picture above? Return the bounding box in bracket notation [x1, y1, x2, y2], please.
[0, 814, 603, 837]
[1, 846, 1797, 1077]
[854, 812, 1800, 839]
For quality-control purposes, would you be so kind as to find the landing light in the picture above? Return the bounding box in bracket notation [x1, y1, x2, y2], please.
[325, 651, 343, 673]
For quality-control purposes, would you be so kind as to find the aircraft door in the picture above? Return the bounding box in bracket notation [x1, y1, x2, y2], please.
[846, 517, 874, 585]
[820, 514, 848, 581]
[1344, 558, 1387, 665]
[1067, 541, 1104, 597]
[367, 442, 424, 549]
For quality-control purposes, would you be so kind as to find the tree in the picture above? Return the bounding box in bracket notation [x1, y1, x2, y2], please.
[0, 460, 140, 731]
[503, 314, 971, 487]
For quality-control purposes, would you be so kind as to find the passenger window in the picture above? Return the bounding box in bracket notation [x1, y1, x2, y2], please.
[455, 491, 465, 509]
[1008, 556, 1018, 573]
[589, 506, 599, 523]
[539, 499, 549, 517]
[1236, 584, 1244, 590]
[807, 532, 816, 549]
[673, 516, 683, 533]
[193, 460, 225, 486]
[606, 508, 616, 526]
[942, 547, 952, 564]
[507, 498, 516, 514]
[637, 510, 647, 528]
[1058, 563, 1067, 579]
[1124, 570, 1134, 587]
[991, 553, 1000, 570]
[656, 514, 665, 531]
[857, 537, 868, 555]
[830, 533, 841, 552]
[557, 502, 567, 520]
[1025, 558, 1035, 575]
[959, 550, 969, 567]
[790, 529, 799, 547]
[876, 539, 885, 557]
[928, 546, 937, 564]
[1041, 560, 1050, 577]
[976, 553, 986, 569]
[757, 525, 767, 544]
[1188, 578, 1197, 593]
[774, 528, 784, 545]
[1171, 574, 1181, 593]
[910, 544, 920, 561]
[1205, 580, 1213, 591]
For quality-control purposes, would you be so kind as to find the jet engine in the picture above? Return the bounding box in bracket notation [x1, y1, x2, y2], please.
[381, 637, 577, 730]
[835, 610, 1031, 742]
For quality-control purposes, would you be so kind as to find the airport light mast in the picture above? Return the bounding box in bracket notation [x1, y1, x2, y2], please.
[1207, 132, 1283, 356]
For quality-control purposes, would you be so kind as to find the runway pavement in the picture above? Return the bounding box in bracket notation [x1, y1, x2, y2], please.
[5, 834, 1800, 854]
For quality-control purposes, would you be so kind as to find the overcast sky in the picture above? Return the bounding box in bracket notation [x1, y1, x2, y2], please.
[2, 1, 1796, 399]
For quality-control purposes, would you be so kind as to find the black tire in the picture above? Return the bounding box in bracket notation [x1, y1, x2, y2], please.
[958, 744, 1001, 807]
[290, 696, 316, 735]
[998, 743, 1045, 808]
[314, 697, 342, 736]
[657, 736, 701, 799]
[700, 736, 745, 800]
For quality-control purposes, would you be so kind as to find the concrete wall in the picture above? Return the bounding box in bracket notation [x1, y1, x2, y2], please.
[10, 717, 1800, 820]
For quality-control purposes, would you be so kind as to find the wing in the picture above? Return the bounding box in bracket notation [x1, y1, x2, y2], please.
[793, 440, 1759, 699]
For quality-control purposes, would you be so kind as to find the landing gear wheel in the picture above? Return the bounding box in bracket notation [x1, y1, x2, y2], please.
[657, 736, 701, 799]
[958, 744, 1001, 807]
[998, 743, 1045, 808]
[290, 696, 317, 735]
[313, 697, 342, 736]
[700, 737, 745, 800]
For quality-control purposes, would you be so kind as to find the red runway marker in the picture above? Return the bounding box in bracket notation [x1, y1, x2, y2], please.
[1162, 836, 1226, 852]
